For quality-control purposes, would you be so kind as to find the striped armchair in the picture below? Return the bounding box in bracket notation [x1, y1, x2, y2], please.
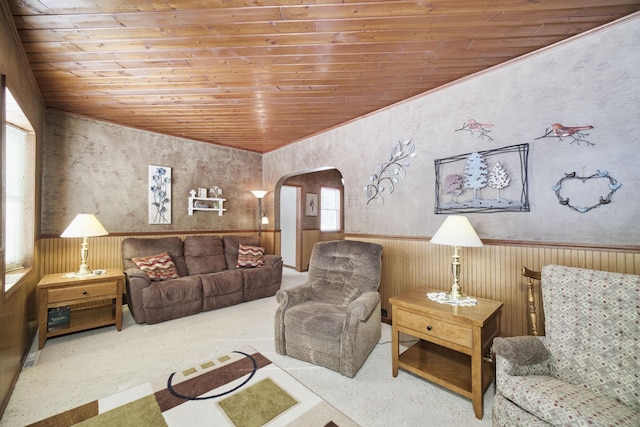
[493, 265, 640, 426]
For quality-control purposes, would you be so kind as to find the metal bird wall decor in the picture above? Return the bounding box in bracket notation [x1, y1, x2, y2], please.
[455, 119, 494, 141]
[535, 123, 595, 146]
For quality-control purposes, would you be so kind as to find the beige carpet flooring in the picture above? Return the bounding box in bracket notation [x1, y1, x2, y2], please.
[1, 268, 494, 427]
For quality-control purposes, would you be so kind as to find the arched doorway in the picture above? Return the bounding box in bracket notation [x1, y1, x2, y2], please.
[275, 168, 344, 271]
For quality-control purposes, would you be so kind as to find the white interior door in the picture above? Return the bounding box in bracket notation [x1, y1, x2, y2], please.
[280, 185, 298, 268]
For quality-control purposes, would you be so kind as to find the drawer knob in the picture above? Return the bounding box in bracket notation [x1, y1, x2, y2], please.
[82, 291, 88, 295]
[426, 325, 432, 331]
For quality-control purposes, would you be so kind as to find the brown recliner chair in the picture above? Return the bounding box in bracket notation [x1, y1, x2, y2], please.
[274, 240, 383, 378]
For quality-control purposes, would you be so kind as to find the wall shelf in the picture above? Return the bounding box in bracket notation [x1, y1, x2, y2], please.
[188, 196, 226, 216]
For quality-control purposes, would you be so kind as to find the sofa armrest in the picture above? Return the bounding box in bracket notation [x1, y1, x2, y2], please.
[124, 267, 151, 324]
[263, 254, 282, 268]
[125, 266, 150, 281]
[493, 336, 550, 366]
[347, 291, 380, 322]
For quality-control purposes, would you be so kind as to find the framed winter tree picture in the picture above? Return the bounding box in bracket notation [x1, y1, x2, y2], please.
[434, 143, 529, 214]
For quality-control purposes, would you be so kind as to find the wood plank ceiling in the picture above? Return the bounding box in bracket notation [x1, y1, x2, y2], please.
[8, 1, 640, 153]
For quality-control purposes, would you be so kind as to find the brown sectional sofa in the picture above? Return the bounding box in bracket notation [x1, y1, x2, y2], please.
[122, 235, 283, 324]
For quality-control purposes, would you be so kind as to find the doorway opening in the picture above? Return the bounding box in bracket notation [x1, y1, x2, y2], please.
[275, 168, 344, 271]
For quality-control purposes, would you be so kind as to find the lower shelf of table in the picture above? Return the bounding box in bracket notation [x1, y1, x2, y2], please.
[46, 304, 117, 337]
[397, 340, 494, 399]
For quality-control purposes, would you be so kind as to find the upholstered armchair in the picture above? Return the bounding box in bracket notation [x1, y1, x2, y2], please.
[275, 240, 383, 378]
[493, 264, 640, 426]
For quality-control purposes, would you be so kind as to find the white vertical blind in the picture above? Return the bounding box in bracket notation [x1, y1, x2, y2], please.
[5, 124, 26, 272]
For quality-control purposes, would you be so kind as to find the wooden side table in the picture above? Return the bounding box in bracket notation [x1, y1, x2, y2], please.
[37, 269, 124, 349]
[390, 289, 503, 420]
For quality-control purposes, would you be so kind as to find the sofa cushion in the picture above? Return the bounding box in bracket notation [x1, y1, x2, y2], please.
[284, 301, 346, 342]
[499, 373, 640, 426]
[184, 235, 227, 275]
[240, 258, 283, 301]
[201, 270, 244, 311]
[141, 276, 203, 324]
[122, 236, 188, 277]
[222, 235, 260, 271]
[132, 252, 179, 281]
[236, 244, 265, 268]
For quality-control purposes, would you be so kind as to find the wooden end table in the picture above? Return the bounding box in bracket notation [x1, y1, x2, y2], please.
[37, 269, 124, 349]
[390, 289, 503, 420]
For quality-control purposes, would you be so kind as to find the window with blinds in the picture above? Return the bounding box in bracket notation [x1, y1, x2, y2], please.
[5, 125, 27, 272]
[3, 83, 36, 294]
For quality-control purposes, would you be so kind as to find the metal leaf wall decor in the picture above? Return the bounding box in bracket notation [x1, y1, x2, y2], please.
[364, 140, 417, 205]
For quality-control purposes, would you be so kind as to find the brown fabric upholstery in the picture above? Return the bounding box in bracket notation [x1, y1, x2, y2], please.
[275, 240, 383, 378]
[201, 269, 244, 311]
[222, 235, 260, 270]
[240, 255, 283, 301]
[122, 236, 188, 277]
[141, 276, 203, 324]
[184, 235, 227, 275]
[122, 235, 282, 324]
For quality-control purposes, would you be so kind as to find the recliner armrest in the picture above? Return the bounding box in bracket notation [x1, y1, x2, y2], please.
[348, 291, 380, 321]
[493, 336, 549, 365]
[275, 283, 311, 309]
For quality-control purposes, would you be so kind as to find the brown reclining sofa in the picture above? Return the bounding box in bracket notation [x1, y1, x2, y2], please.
[122, 235, 283, 324]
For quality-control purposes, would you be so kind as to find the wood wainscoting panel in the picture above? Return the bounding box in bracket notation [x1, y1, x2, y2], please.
[41, 232, 639, 338]
[347, 235, 639, 338]
[38, 232, 260, 276]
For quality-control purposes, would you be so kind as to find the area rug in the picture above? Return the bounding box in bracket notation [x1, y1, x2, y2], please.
[27, 346, 358, 427]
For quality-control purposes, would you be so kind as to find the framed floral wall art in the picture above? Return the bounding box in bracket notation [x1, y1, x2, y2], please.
[149, 165, 172, 224]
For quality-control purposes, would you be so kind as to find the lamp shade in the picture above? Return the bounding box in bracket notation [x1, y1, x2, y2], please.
[61, 214, 108, 238]
[430, 216, 483, 247]
[250, 190, 268, 199]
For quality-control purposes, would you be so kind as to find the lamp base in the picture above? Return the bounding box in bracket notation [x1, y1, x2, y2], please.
[75, 263, 93, 276]
[446, 290, 467, 300]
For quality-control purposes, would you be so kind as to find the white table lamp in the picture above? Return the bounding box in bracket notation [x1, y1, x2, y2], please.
[61, 214, 108, 276]
[430, 216, 483, 299]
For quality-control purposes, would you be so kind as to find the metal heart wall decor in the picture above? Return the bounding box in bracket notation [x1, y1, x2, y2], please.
[552, 170, 622, 213]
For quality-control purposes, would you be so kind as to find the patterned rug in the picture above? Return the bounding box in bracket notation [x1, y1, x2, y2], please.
[27, 346, 358, 427]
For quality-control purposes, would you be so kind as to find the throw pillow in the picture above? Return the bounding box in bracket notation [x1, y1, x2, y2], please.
[132, 252, 179, 281]
[236, 244, 265, 268]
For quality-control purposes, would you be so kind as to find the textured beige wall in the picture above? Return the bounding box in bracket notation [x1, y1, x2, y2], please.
[42, 110, 263, 234]
[264, 16, 640, 246]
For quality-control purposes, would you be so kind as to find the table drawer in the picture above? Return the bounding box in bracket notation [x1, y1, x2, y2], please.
[47, 281, 118, 304]
[397, 309, 473, 348]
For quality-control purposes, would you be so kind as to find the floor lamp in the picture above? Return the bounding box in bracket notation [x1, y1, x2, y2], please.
[250, 190, 268, 236]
